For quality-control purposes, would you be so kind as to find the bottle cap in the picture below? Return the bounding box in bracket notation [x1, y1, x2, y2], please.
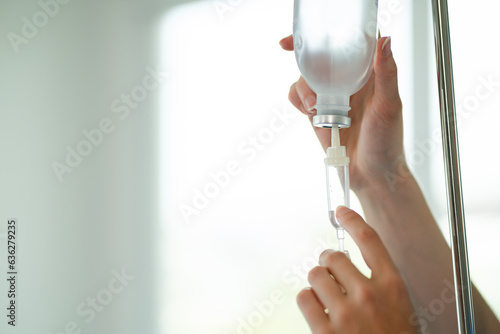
[325, 146, 349, 166]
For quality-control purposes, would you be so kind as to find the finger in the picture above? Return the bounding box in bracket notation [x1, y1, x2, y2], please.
[308, 266, 344, 308]
[297, 288, 330, 332]
[308, 117, 332, 152]
[319, 249, 368, 292]
[373, 37, 402, 117]
[295, 77, 316, 114]
[279, 35, 294, 51]
[289, 82, 309, 115]
[335, 207, 395, 274]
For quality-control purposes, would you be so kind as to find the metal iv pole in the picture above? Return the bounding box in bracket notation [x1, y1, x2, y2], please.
[431, 0, 476, 333]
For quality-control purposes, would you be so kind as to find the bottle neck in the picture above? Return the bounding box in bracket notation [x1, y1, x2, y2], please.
[316, 94, 351, 115]
[313, 94, 351, 128]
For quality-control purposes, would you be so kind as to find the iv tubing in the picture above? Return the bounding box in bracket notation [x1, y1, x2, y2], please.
[331, 126, 340, 147]
[330, 126, 347, 253]
[338, 229, 345, 252]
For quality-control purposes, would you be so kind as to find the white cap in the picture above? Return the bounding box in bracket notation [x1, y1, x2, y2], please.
[325, 146, 349, 166]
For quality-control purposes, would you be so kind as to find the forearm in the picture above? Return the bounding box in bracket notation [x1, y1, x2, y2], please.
[472, 277, 500, 333]
[355, 174, 500, 333]
[356, 175, 457, 333]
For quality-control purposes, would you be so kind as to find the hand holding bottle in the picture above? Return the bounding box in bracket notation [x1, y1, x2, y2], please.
[281, 35, 407, 194]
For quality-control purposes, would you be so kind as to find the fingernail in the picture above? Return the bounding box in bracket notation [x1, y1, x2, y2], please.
[321, 249, 335, 256]
[335, 206, 350, 219]
[305, 96, 316, 111]
[382, 37, 392, 58]
[319, 249, 335, 266]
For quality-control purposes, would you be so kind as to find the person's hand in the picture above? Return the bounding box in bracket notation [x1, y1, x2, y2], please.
[280, 35, 407, 193]
[297, 206, 418, 334]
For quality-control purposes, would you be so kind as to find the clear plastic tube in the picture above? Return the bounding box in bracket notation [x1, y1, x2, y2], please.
[325, 128, 350, 252]
[326, 163, 350, 227]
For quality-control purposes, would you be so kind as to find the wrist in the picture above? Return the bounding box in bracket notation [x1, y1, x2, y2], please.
[353, 173, 438, 268]
[352, 158, 413, 199]
[354, 170, 417, 205]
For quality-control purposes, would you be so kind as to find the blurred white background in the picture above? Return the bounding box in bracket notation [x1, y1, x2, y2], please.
[1, 0, 499, 334]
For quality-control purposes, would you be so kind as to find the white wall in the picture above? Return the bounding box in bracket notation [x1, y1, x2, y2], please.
[0, 0, 188, 333]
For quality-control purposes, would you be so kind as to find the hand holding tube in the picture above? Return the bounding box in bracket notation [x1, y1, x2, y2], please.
[297, 207, 419, 334]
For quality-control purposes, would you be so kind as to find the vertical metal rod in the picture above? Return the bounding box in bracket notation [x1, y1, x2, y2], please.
[431, 0, 476, 333]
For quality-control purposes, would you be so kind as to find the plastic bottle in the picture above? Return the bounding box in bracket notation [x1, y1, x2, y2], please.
[293, 0, 378, 128]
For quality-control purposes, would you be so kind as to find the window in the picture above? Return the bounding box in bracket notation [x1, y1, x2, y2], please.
[159, 1, 499, 333]
[428, 0, 500, 316]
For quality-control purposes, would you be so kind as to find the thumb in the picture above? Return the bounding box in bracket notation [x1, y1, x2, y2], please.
[279, 34, 294, 51]
[373, 37, 401, 110]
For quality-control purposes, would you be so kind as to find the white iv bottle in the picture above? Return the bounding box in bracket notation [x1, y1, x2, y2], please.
[293, 0, 378, 128]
